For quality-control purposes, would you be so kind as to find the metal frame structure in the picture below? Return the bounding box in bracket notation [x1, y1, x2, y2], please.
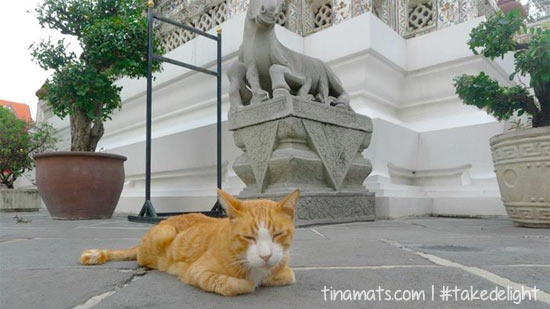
[128, 1, 226, 224]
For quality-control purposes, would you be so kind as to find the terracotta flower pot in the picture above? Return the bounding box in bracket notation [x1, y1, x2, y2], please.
[490, 127, 550, 228]
[34, 151, 127, 220]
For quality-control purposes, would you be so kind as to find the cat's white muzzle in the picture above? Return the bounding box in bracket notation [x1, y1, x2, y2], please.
[246, 226, 284, 268]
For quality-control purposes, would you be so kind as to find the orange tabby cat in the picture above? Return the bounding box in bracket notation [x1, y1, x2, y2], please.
[80, 189, 300, 296]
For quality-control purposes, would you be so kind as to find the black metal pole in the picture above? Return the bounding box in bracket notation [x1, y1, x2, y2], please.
[146, 6, 153, 202]
[142, 4, 156, 217]
[216, 27, 222, 190]
[153, 14, 218, 40]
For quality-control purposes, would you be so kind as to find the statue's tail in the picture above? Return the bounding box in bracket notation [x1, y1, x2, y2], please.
[80, 246, 138, 265]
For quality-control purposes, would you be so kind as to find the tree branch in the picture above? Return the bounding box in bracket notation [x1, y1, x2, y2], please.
[495, 93, 540, 116]
[515, 42, 530, 50]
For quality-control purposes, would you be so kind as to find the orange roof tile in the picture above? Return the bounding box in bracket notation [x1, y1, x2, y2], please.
[0, 99, 33, 122]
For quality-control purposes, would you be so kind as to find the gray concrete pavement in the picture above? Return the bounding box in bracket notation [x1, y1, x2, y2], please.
[1, 210, 549, 308]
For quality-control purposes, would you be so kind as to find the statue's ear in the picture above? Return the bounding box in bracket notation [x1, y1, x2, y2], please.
[217, 189, 243, 219]
[277, 189, 300, 218]
[247, 0, 257, 17]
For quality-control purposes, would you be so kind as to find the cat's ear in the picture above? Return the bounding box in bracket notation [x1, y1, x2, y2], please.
[217, 189, 243, 219]
[278, 189, 300, 218]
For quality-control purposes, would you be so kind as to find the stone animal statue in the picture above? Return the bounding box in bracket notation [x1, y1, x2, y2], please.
[227, 0, 352, 111]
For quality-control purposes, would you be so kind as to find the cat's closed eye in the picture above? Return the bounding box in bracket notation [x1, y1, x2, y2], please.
[243, 235, 256, 242]
[272, 232, 284, 240]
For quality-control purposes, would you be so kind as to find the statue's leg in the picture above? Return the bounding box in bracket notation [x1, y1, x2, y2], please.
[227, 61, 252, 107]
[269, 64, 306, 98]
[269, 64, 292, 98]
[297, 77, 313, 100]
[325, 65, 353, 111]
[333, 93, 353, 111]
[315, 74, 330, 105]
[246, 64, 269, 104]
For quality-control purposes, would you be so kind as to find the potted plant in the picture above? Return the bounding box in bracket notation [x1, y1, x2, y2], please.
[454, 10, 549, 227]
[31, 0, 162, 219]
[0, 106, 57, 211]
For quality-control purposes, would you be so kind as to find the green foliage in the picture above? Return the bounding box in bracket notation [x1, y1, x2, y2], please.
[468, 10, 526, 59]
[0, 108, 57, 189]
[454, 11, 550, 128]
[39, 65, 122, 122]
[514, 27, 550, 87]
[31, 0, 163, 151]
[454, 73, 530, 120]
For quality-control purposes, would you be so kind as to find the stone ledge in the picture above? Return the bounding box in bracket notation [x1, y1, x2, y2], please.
[228, 95, 373, 132]
[0, 189, 40, 212]
[238, 191, 375, 225]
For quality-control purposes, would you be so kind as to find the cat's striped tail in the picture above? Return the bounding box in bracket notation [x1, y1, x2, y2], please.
[80, 247, 138, 265]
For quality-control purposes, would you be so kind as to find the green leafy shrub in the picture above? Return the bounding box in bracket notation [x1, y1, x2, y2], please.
[0, 107, 57, 189]
[31, 0, 163, 151]
[453, 10, 550, 128]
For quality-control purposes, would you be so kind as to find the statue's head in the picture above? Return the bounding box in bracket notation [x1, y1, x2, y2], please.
[248, 0, 283, 28]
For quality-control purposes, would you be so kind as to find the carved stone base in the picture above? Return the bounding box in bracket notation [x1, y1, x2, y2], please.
[229, 95, 375, 224]
[238, 191, 375, 226]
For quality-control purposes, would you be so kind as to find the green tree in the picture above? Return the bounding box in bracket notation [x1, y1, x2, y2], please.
[0, 107, 57, 189]
[453, 10, 550, 127]
[31, 0, 163, 151]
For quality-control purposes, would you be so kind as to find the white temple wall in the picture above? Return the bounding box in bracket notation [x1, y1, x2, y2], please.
[43, 12, 515, 218]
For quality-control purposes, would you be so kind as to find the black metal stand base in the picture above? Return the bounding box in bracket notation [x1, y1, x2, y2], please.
[128, 200, 226, 224]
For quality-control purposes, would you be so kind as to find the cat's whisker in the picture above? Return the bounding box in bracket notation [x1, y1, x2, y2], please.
[229, 259, 248, 266]
[229, 258, 252, 274]
[229, 256, 248, 264]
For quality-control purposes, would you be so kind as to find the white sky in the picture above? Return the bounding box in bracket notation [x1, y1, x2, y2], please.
[0, 0, 78, 121]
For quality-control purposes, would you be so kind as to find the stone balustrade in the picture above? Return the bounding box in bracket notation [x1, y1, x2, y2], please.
[154, 0, 498, 52]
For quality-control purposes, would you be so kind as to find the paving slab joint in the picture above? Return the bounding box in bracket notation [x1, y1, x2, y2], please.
[71, 267, 149, 309]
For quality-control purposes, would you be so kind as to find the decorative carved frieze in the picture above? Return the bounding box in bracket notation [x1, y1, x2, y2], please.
[154, 0, 497, 52]
[313, 2, 333, 30]
[406, 0, 437, 36]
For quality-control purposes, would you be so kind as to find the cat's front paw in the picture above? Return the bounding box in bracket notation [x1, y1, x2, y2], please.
[263, 267, 296, 287]
[218, 277, 256, 296]
[80, 249, 107, 265]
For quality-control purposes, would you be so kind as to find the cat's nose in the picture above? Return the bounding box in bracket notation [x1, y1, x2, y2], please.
[260, 253, 272, 262]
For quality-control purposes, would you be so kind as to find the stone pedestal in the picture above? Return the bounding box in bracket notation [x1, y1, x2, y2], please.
[229, 95, 375, 224]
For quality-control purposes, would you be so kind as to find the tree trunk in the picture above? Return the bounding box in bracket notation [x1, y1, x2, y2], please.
[533, 84, 550, 128]
[70, 109, 104, 152]
[0, 173, 15, 189]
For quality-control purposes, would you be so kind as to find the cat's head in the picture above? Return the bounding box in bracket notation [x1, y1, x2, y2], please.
[218, 189, 300, 270]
